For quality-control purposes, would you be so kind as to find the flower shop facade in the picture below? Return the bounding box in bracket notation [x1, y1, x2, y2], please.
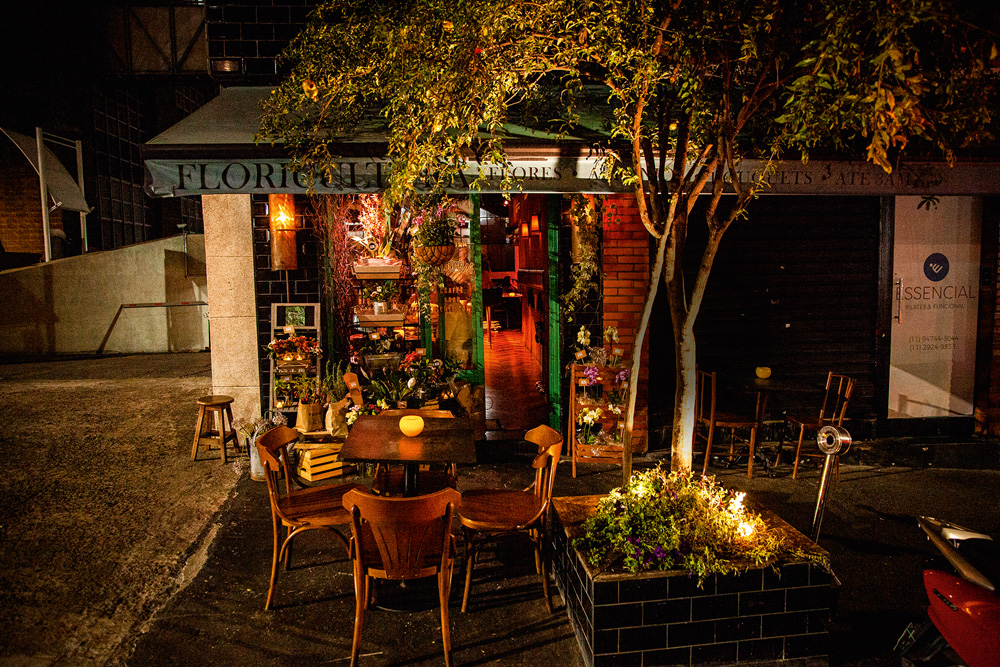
[144, 87, 1000, 449]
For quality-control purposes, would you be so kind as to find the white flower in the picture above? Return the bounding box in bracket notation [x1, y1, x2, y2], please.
[604, 326, 619, 343]
[407, 377, 416, 389]
[577, 326, 591, 347]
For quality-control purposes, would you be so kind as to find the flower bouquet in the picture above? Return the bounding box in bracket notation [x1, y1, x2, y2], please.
[267, 335, 322, 364]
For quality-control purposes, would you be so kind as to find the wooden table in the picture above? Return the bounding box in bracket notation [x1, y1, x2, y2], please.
[340, 415, 477, 496]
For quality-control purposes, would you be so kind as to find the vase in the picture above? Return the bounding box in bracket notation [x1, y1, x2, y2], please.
[414, 244, 455, 267]
[296, 402, 324, 432]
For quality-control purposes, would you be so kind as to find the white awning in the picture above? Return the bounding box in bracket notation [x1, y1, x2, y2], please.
[2, 128, 90, 213]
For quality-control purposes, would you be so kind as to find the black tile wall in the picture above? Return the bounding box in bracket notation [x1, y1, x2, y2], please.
[206, 1, 318, 81]
[551, 510, 832, 666]
[252, 193, 321, 413]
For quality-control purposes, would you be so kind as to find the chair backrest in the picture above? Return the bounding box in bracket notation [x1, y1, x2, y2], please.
[342, 487, 461, 580]
[695, 369, 717, 423]
[524, 425, 562, 506]
[256, 425, 300, 515]
[378, 408, 455, 418]
[818, 372, 855, 426]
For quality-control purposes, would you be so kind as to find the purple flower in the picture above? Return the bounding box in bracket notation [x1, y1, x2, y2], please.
[583, 366, 600, 384]
[616, 369, 630, 383]
[653, 546, 667, 560]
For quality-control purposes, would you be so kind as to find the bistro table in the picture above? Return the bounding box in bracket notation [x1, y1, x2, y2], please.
[340, 414, 477, 496]
[717, 371, 818, 473]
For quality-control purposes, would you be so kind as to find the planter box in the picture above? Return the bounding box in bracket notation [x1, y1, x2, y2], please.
[355, 311, 406, 327]
[551, 496, 833, 667]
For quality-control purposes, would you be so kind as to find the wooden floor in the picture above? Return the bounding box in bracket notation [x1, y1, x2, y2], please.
[483, 329, 548, 437]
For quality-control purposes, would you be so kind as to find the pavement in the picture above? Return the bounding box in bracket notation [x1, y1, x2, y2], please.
[1, 353, 999, 666]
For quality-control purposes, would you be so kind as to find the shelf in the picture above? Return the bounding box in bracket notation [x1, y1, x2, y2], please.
[356, 312, 406, 327]
[353, 263, 403, 280]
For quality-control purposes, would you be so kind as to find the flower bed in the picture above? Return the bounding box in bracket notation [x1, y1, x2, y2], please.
[551, 492, 833, 666]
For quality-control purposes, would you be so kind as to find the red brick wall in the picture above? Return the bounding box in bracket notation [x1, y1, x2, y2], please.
[602, 194, 650, 452]
[0, 142, 47, 254]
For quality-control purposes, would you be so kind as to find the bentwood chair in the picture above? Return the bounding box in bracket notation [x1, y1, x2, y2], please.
[256, 426, 365, 610]
[458, 424, 562, 613]
[782, 372, 855, 479]
[695, 370, 766, 478]
[371, 409, 458, 495]
[342, 487, 462, 667]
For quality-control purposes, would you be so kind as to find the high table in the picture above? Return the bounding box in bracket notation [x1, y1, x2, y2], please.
[340, 415, 477, 496]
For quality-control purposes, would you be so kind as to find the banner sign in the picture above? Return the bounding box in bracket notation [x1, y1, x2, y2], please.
[144, 155, 1000, 198]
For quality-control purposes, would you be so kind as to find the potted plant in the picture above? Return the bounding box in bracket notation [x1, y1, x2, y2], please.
[362, 280, 399, 315]
[321, 360, 352, 437]
[266, 335, 322, 365]
[275, 373, 325, 432]
[351, 194, 402, 275]
[233, 410, 288, 481]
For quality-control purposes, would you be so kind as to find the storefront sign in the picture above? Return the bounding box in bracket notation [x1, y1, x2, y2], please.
[888, 196, 982, 418]
[144, 155, 1000, 198]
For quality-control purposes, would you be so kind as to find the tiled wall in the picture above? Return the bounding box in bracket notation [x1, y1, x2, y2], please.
[251, 193, 321, 411]
[552, 513, 831, 666]
[206, 1, 315, 79]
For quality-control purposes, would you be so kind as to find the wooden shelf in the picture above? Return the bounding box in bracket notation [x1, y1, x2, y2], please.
[353, 263, 403, 280]
[356, 311, 406, 327]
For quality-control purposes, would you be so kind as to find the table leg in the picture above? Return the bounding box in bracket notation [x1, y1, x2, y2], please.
[403, 463, 418, 497]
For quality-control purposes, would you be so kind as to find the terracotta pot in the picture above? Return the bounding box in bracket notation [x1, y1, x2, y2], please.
[414, 245, 455, 267]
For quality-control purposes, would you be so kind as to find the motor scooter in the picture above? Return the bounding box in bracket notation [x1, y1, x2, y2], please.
[897, 516, 1000, 667]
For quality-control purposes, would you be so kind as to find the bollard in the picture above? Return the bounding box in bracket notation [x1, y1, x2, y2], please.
[810, 425, 851, 542]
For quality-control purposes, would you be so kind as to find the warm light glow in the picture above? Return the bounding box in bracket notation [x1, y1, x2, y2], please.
[399, 415, 424, 437]
[738, 521, 756, 538]
[530, 215, 540, 233]
[269, 194, 298, 270]
[520, 221, 530, 237]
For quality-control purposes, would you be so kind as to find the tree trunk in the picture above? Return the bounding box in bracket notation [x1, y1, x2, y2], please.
[622, 228, 670, 486]
[671, 321, 697, 472]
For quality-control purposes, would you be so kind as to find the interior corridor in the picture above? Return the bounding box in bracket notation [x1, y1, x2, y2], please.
[483, 329, 548, 439]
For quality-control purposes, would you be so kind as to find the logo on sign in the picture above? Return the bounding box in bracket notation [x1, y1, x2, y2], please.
[923, 253, 949, 282]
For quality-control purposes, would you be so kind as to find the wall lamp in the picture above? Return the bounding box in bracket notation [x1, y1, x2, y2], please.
[530, 214, 540, 235]
[269, 194, 298, 271]
[520, 221, 530, 238]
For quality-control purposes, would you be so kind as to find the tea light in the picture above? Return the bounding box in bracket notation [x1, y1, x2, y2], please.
[399, 415, 424, 437]
[755, 366, 772, 379]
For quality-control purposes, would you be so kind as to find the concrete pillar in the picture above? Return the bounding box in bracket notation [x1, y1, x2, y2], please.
[201, 194, 260, 421]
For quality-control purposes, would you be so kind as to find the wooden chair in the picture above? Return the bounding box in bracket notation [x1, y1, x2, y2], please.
[458, 424, 562, 613]
[695, 370, 766, 478]
[372, 409, 458, 495]
[342, 487, 462, 667]
[256, 426, 365, 610]
[191, 394, 239, 463]
[782, 372, 855, 479]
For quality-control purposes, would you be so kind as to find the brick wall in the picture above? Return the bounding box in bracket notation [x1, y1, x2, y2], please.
[0, 144, 46, 255]
[602, 194, 649, 452]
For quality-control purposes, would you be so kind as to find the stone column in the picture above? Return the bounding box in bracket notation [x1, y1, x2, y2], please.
[201, 194, 260, 421]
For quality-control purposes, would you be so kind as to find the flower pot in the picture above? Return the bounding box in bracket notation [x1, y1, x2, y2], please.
[325, 397, 351, 438]
[373, 301, 388, 315]
[296, 402, 324, 432]
[414, 244, 455, 267]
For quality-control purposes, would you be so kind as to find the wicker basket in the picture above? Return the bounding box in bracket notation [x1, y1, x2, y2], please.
[414, 245, 455, 267]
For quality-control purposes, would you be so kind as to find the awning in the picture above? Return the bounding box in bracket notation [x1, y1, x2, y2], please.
[143, 87, 1000, 198]
[2, 128, 91, 213]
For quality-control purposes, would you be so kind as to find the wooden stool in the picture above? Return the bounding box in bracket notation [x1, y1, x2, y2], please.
[191, 395, 239, 463]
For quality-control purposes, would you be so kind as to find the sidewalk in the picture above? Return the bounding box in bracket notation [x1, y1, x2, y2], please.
[127, 450, 1000, 666]
[1, 352, 998, 666]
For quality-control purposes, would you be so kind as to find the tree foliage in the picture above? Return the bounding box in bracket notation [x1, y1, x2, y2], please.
[260, 0, 997, 477]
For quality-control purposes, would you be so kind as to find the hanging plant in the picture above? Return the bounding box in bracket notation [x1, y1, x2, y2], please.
[407, 196, 467, 318]
[563, 194, 603, 324]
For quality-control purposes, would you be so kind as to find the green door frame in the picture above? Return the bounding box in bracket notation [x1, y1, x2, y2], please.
[546, 195, 562, 429]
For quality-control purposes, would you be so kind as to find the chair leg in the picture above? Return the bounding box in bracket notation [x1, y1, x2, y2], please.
[539, 529, 552, 613]
[350, 562, 365, 667]
[532, 528, 542, 574]
[439, 565, 454, 667]
[701, 423, 716, 477]
[747, 426, 757, 479]
[792, 425, 807, 479]
[461, 530, 478, 613]
[224, 404, 237, 460]
[190, 406, 206, 461]
[265, 515, 281, 611]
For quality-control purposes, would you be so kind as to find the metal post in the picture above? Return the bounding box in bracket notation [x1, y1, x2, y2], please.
[810, 425, 851, 542]
[36, 127, 52, 262]
[75, 139, 88, 253]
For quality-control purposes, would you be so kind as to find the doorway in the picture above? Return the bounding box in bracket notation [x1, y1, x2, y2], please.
[479, 194, 549, 438]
